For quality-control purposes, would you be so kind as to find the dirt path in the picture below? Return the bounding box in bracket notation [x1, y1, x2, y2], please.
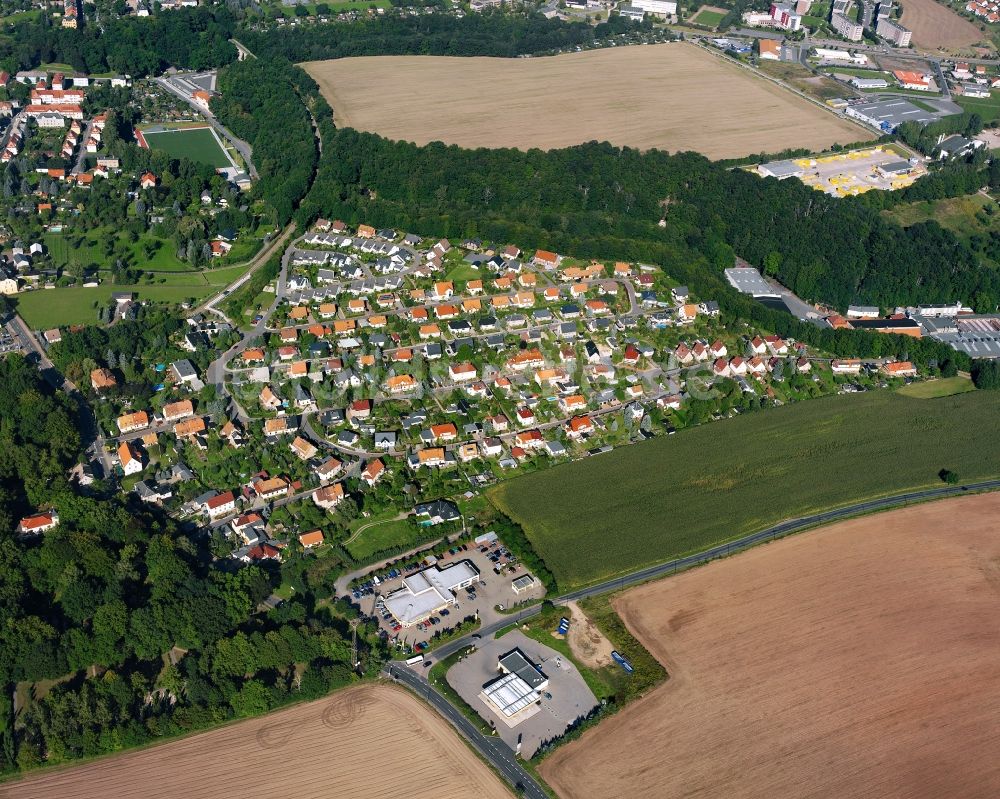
[564, 601, 615, 670]
[344, 511, 408, 548]
[0, 683, 513, 799]
[541, 493, 1000, 799]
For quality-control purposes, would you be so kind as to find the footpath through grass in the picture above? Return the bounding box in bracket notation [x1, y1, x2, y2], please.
[490, 390, 1000, 589]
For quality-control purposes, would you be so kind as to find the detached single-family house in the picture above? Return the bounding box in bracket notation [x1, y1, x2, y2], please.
[205, 490, 237, 518]
[118, 441, 145, 476]
[17, 510, 59, 537]
[313, 482, 345, 510]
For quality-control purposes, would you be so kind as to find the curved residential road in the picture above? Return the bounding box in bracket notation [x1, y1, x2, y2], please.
[384, 662, 549, 799]
[190, 223, 296, 320]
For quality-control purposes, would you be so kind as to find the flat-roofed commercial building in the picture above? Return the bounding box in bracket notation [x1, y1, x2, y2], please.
[724, 266, 780, 298]
[479, 648, 550, 725]
[383, 560, 480, 626]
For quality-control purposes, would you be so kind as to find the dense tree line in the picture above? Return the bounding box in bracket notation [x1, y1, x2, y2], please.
[0, 8, 235, 77]
[971, 359, 1000, 388]
[297, 126, 1000, 321]
[295, 128, 970, 368]
[214, 58, 320, 225]
[239, 9, 647, 62]
[0, 355, 370, 775]
[897, 111, 984, 156]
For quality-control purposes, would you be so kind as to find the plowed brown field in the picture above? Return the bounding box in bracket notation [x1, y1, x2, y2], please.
[540, 494, 1000, 799]
[899, 0, 984, 50]
[0, 684, 512, 799]
[303, 43, 865, 158]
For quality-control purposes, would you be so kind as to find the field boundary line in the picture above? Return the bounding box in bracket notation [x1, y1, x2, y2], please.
[691, 39, 874, 138]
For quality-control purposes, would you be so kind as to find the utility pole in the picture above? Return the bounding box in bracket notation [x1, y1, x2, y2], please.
[349, 618, 362, 673]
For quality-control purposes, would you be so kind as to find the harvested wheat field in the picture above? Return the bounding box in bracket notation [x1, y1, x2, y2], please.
[540, 493, 1000, 799]
[302, 43, 864, 158]
[899, 0, 984, 50]
[0, 684, 511, 799]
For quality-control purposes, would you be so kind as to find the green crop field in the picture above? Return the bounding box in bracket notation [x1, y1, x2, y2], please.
[142, 127, 233, 169]
[489, 390, 1000, 589]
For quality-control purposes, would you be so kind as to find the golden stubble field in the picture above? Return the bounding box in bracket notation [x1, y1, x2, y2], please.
[899, 0, 984, 50]
[302, 43, 865, 158]
[0, 684, 512, 799]
[540, 494, 1000, 799]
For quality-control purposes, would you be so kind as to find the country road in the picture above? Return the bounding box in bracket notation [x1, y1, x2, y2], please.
[382, 477, 1000, 798]
[190, 223, 295, 320]
[384, 662, 549, 799]
[429, 476, 1000, 664]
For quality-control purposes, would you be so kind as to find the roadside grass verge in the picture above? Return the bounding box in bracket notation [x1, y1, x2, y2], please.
[489, 390, 1000, 589]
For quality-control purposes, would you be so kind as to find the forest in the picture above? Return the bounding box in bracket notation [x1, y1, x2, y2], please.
[0, 8, 235, 77]
[213, 58, 323, 226]
[0, 355, 374, 776]
[239, 9, 648, 62]
[293, 126, 996, 353]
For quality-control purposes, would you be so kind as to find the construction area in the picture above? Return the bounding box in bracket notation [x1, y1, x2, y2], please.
[756, 146, 927, 196]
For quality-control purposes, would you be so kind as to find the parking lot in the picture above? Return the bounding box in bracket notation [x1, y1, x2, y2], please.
[350, 536, 547, 651]
[0, 327, 21, 354]
[445, 629, 598, 758]
[795, 147, 926, 196]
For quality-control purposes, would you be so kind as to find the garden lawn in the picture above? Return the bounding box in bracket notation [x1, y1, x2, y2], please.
[489, 390, 1000, 589]
[345, 513, 417, 561]
[15, 283, 215, 329]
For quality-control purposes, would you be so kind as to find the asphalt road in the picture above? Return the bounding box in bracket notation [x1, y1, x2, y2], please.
[384, 662, 549, 799]
[154, 76, 259, 180]
[430, 477, 1000, 666]
[395, 477, 1000, 796]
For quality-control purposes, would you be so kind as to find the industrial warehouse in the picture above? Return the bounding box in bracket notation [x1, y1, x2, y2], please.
[756, 146, 926, 196]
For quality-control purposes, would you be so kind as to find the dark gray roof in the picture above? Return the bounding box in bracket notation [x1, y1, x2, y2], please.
[498, 648, 547, 689]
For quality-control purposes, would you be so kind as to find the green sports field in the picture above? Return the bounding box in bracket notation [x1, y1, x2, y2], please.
[691, 7, 726, 26]
[489, 389, 1000, 589]
[142, 127, 233, 169]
